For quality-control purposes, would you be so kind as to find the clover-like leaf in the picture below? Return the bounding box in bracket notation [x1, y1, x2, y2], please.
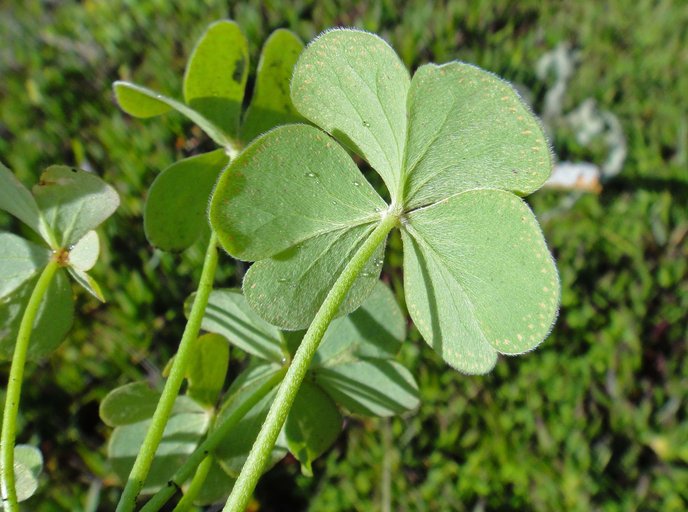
[144, 150, 229, 251]
[0, 269, 73, 360]
[33, 166, 119, 249]
[183, 20, 248, 140]
[210, 29, 560, 374]
[241, 29, 305, 142]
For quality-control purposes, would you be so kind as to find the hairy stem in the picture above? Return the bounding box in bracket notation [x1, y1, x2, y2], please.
[1, 259, 60, 511]
[223, 214, 398, 511]
[140, 367, 287, 512]
[117, 233, 219, 512]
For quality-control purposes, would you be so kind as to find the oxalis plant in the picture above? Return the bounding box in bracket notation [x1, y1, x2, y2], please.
[0, 163, 119, 509]
[208, 28, 560, 510]
[105, 20, 418, 512]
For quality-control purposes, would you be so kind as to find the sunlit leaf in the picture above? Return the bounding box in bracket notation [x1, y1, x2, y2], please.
[68, 230, 99, 271]
[183, 20, 249, 139]
[33, 166, 119, 248]
[241, 29, 305, 142]
[67, 267, 105, 302]
[144, 150, 229, 251]
[291, 29, 410, 201]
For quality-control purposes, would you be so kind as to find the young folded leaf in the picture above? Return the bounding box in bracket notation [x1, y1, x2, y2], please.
[210, 29, 560, 375]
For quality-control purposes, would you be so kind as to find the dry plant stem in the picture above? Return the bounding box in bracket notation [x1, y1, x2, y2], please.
[117, 233, 219, 512]
[140, 367, 287, 512]
[223, 213, 398, 512]
[0, 258, 60, 511]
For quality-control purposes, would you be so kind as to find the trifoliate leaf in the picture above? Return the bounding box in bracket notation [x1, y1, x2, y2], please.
[68, 230, 99, 271]
[0, 232, 50, 300]
[212, 28, 560, 374]
[0, 269, 73, 360]
[284, 380, 341, 476]
[210, 124, 387, 329]
[113, 81, 234, 149]
[291, 29, 410, 201]
[183, 20, 249, 140]
[33, 166, 119, 248]
[313, 359, 419, 417]
[241, 29, 305, 142]
[186, 333, 229, 406]
[0, 162, 49, 243]
[144, 150, 229, 251]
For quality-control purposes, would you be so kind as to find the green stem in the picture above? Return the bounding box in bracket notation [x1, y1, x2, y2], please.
[1, 259, 60, 510]
[223, 214, 398, 512]
[140, 367, 287, 512]
[117, 233, 219, 512]
[172, 455, 212, 512]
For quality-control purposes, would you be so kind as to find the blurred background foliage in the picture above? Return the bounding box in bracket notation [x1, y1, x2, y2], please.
[0, 0, 686, 510]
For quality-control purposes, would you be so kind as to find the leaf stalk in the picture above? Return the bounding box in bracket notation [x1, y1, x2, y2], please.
[222, 213, 398, 511]
[116, 233, 219, 512]
[0, 258, 60, 511]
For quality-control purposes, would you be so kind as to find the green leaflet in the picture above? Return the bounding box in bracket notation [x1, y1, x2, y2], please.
[291, 29, 410, 200]
[113, 81, 234, 149]
[144, 150, 229, 251]
[403, 63, 552, 209]
[241, 29, 305, 142]
[210, 124, 386, 329]
[185, 333, 230, 406]
[183, 20, 249, 140]
[211, 28, 560, 374]
[33, 166, 120, 248]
